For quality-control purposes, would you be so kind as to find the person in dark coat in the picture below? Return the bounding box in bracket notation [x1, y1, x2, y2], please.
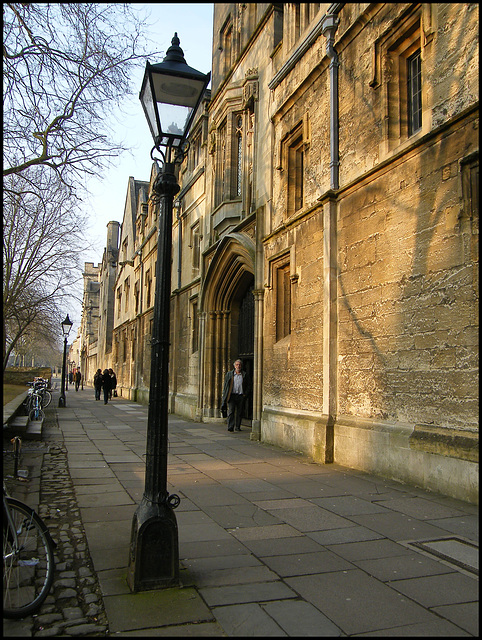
[221, 359, 251, 432]
[93, 369, 103, 401]
[74, 368, 82, 391]
[108, 368, 117, 398]
[101, 369, 112, 404]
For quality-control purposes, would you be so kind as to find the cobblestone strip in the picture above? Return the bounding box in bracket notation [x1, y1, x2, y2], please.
[32, 411, 109, 637]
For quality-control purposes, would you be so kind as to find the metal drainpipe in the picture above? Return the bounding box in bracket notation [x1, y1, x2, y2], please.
[322, 13, 340, 191]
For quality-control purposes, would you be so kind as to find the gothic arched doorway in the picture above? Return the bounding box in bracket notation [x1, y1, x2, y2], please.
[199, 233, 255, 423]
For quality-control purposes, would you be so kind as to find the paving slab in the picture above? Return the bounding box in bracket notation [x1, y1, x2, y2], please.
[350, 510, 454, 541]
[307, 524, 385, 545]
[325, 538, 411, 561]
[260, 549, 355, 576]
[388, 572, 479, 608]
[353, 550, 457, 581]
[432, 602, 479, 636]
[186, 564, 279, 588]
[75, 490, 136, 508]
[83, 518, 132, 545]
[199, 580, 298, 607]
[211, 603, 287, 636]
[376, 496, 470, 519]
[103, 587, 215, 633]
[202, 503, 282, 528]
[263, 600, 342, 636]
[182, 553, 262, 573]
[286, 570, 446, 636]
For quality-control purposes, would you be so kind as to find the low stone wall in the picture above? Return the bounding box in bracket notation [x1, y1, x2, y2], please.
[4, 367, 52, 385]
[334, 416, 478, 505]
[260, 407, 478, 505]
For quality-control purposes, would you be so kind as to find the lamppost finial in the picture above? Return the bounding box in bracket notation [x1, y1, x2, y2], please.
[164, 32, 186, 64]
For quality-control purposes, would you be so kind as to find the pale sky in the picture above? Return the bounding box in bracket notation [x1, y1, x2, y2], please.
[71, 3, 214, 331]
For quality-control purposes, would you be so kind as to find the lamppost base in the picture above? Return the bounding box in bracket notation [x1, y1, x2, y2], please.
[127, 497, 179, 592]
[58, 396, 66, 408]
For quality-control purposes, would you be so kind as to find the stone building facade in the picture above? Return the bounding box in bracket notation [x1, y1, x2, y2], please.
[80, 3, 478, 503]
[79, 221, 120, 383]
[78, 262, 100, 384]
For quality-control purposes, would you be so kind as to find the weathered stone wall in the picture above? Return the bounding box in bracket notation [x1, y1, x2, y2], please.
[263, 210, 325, 412]
[337, 107, 478, 430]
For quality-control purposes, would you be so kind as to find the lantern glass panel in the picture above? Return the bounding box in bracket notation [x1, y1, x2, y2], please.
[140, 73, 160, 142]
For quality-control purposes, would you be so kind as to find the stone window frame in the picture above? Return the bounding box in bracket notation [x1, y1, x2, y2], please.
[190, 222, 201, 273]
[113, 332, 119, 363]
[123, 277, 130, 313]
[279, 120, 309, 218]
[116, 286, 122, 318]
[460, 152, 479, 222]
[134, 280, 140, 315]
[370, 7, 430, 152]
[122, 237, 128, 261]
[189, 131, 202, 172]
[190, 296, 199, 354]
[145, 269, 152, 309]
[268, 252, 292, 343]
[122, 329, 127, 363]
[214, 118, 227, 208]
[131, 327, 136, 361]
[220, 14, 234, 76]
[214, 111, 246, 208]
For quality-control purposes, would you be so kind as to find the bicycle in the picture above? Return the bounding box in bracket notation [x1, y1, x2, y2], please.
[23, 379, 52, 413]
[3, 482, 56, 618]
[27, 391, 45, 423]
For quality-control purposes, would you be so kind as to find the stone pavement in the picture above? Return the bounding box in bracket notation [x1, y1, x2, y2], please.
[3, 382, 479, 637]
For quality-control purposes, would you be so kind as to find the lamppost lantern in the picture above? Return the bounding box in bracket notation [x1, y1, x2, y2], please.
[61, 314, 73, 337]
[59, 314, 73, 407]
[128, 33, 210, 594]
[139, 32, 210, 155]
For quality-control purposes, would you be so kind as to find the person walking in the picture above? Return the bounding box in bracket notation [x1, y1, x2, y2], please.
[221, 359, 251, 432]
[74, 368, 82, 392]
[93, 369, 103, 401]
[101, 369, 112, 404]
[108, 368, 117, 398]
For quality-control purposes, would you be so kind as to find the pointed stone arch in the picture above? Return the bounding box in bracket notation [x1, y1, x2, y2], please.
[198, 232, 255, 419]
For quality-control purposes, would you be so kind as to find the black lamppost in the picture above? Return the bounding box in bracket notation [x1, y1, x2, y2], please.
[58, 314, 73, 407]
[127, 33, 210, 592]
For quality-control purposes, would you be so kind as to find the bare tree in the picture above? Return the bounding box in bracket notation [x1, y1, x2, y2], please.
[3, 3, 154, 194]
[3, 170, 86, 369]
[3, 3, 160, 369]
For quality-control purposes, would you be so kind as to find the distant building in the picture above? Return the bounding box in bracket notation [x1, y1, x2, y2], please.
[78, 262, 100, 383]
[97, 221, 120, 371]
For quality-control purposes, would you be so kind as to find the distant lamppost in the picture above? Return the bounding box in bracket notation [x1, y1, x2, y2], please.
[58, 314, 73, 407]
[127, 33, 210, 593]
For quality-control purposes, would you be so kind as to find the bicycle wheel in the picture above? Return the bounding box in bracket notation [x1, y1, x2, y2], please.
[28, 407, 45, 422]
[3, 497, 55, 618]
[40, 390, 52, 408]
